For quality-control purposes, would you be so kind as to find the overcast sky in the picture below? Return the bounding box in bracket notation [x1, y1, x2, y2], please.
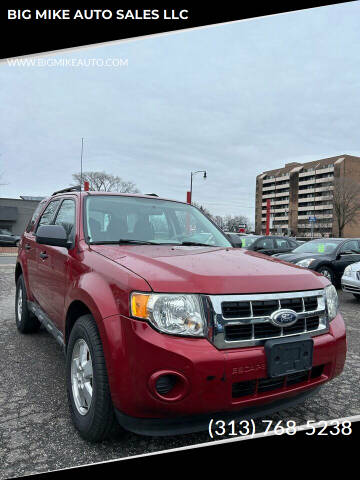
[1, 2, 360, 223]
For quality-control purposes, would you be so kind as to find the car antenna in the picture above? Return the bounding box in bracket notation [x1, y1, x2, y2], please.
[80, 137, 84, 191]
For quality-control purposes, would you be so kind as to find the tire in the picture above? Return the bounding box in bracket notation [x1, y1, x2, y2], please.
[317, 266, 335, 284]
[15, 275, 41, 333]
[15, 240, 20, 247]
[66, 314, 120, 442]
[353, 294, 360, 301]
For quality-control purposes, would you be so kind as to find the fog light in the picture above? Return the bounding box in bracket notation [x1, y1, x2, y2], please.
[155, 375, 177, 395]
[148, 370, 190, 402]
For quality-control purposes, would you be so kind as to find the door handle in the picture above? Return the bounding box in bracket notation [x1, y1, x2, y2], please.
[25, 244, 31, 250]
[39, 252, 48, 259]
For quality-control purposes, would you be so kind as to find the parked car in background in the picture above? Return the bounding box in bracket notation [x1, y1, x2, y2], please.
[341, 261, 360, 300]
[275, 238, 360, 285]
[0, 229, 20, 247]
[239, 235, 300, 255]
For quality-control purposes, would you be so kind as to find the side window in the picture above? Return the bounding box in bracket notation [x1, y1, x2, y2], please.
[256, 238, 274, 249]
[26, 200, 47, 233]
[274, 238, 289, 249]
[340, 240, 360, 254]
[37, 200, 61, 229]
[54, 200, 76, 242]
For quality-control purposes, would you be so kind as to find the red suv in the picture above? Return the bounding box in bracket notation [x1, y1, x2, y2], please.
[15, 188, 346, 441]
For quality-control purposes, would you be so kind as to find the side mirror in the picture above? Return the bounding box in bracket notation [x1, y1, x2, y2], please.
[36, 225, 71, 248]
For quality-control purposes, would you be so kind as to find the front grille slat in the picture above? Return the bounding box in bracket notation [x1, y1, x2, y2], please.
[232, 365, 325, 398]
[221, 292, 325, 345]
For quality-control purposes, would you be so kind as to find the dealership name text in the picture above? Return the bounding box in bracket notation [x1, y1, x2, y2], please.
[8, 9, 189, 21]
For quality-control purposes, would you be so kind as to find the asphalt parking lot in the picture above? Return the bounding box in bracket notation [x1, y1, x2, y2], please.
[0, 266, 359, 479]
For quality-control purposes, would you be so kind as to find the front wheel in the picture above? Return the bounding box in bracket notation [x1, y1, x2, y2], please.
[66, 314, 120, 442]
[317, 266, 335, 284]
[353, 294, 360, 301]
[15, 275, 41, 333]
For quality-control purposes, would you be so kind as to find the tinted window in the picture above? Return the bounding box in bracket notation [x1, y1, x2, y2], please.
[37, 200, 61, 229]
[339, 240, 360, 254]
[240, 236, 258, 248]
[255, 238, 274, 249]
[54, 199, 76, 242]
[274, 238, 290, 249]
[292, 240, 341, 254]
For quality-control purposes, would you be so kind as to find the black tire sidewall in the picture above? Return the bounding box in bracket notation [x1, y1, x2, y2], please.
[66, 315, 114, 441]
[15, 275, 27, 329]
[66, 318, 97, 434]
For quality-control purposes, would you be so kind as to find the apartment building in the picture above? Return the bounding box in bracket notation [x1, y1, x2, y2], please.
[255, 154, 360, 238]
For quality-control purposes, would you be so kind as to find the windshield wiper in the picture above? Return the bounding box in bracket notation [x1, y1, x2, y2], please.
[118, 239, 160, 245]
[178, 241, 216, 247]
[89, 239, 160, 245]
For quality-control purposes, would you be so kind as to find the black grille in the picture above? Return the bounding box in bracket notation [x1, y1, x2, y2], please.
[258, 377, 284, 393]
[232, 365, 325, 398]
[222, 301, 251, 319]
[280, 298, 303, 312]
[225, 324, 252, 340]
[304, 296, 318, 311]
[253, 323, 281, 339]
[283, 318, 305, 335]
[306, 316, 320, 331]
[222, 295, 319, 320]
[225, 316, 320, 341]
[232, 380, 256, 398]
[252, 300, 279, 317]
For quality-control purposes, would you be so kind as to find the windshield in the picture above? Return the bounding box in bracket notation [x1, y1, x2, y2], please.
[292, 240, 340, 254]
[240, 236, 258, 248]
[84, 195, 232, 247]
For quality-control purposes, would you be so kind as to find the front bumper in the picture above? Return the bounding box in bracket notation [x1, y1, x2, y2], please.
[341, 274, 360, 295]
[104, 312, 346, 431]
[115, 387, 320, 436]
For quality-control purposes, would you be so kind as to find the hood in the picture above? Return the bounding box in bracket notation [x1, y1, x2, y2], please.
[274, 252, 331, 263]
[90, 244, 328, 294]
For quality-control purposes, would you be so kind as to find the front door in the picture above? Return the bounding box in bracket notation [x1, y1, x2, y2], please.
[35, 198, 76, 329]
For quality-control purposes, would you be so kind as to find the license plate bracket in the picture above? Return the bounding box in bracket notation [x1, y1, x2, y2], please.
[265, 336, 313, 378]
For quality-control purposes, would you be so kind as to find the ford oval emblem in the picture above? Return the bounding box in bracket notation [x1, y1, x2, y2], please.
[270, 309, 298, 327]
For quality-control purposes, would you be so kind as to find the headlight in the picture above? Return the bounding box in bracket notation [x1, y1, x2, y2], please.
[296, 258, 316, 268]
[130, 292, 206, 337]
[343, 265, 353, 276]
[324, 284, 338, 321]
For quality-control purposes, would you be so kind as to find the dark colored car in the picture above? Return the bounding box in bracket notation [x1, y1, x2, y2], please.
[0, 229, 20, 246]
[239, 235, 300, 255]
[15, 189, 346, 441]
[274, 238, 360, 284]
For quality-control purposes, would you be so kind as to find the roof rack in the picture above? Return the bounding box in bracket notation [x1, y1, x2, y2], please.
[52, 186, 81, 195]
[145, 193, 158, 197]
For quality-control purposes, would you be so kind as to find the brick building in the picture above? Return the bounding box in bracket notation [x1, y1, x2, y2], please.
[255, 154, 360, 238]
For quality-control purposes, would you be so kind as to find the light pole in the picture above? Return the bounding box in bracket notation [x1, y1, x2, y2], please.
[189, 170, 207, 204]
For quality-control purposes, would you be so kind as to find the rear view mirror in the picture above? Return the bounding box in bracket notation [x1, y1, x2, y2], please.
[36, 225, 71, 248]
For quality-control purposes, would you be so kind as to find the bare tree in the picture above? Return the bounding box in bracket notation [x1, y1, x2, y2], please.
[192, 202, 213, 219]
[72, 171, 139, 193]
[222, 214, 251, 232]
[331, 177, 360, 237]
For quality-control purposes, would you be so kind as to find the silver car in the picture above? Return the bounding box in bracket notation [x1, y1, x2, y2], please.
[341, 261, 360, 300]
